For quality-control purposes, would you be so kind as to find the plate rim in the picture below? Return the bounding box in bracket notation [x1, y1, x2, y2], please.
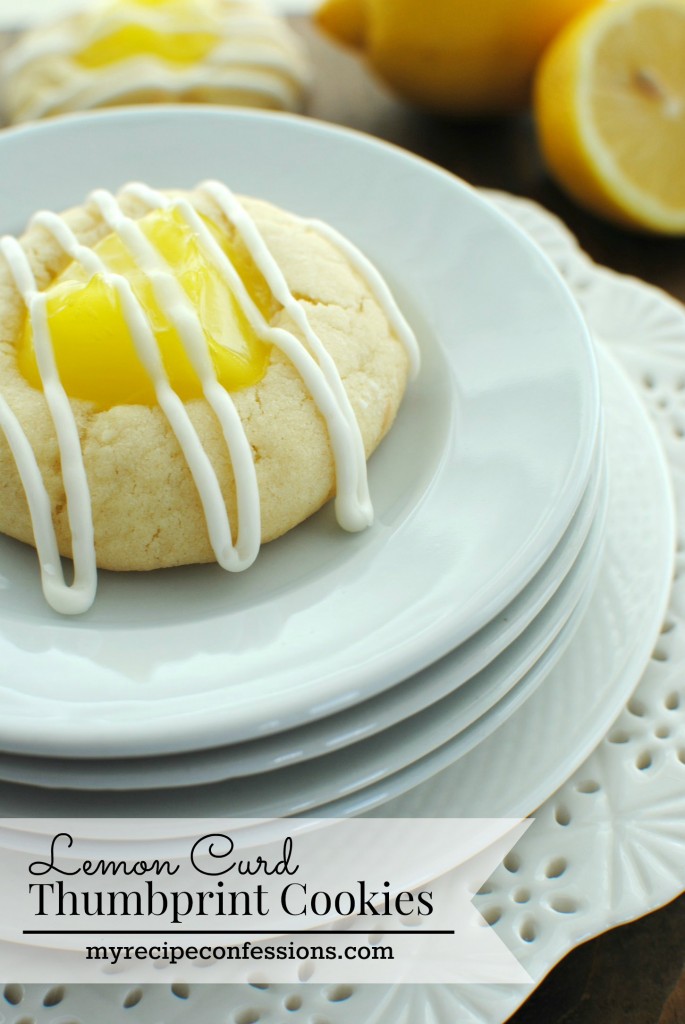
[0, 106, 602, 755]
[336, 345, 675, 819]
[0, 342, 670, 821]
[0, 459, 608, 790]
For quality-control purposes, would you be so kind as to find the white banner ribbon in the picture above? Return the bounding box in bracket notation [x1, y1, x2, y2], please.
[0, 818, 533, 984]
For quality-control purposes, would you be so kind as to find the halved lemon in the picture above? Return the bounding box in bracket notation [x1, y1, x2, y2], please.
[535, 0, 685, 234]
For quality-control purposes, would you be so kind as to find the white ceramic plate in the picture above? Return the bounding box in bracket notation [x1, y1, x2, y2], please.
[0, 429, 605, 788]
[0, 458, 606, 791]
[341, 347, 675, 819]
[0, 108, 600, 756]
[0, 345, 670, 818]
[0, 539, 601, 814]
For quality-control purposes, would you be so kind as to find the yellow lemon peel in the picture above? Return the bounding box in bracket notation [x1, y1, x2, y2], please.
[316, 0, 601, 114]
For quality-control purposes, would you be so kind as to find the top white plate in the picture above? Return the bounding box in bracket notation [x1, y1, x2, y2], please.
[0, 108, 600, 756]
[0, 346, 669, 823]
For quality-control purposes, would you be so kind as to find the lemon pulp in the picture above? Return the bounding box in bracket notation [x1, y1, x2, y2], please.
[18, 206, 273, 409]
[76, 0, 219, 69]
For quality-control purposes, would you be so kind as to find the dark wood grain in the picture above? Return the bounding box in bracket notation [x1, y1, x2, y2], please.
[510, 895, 685, 1024]
[294, 15, 685, 1024]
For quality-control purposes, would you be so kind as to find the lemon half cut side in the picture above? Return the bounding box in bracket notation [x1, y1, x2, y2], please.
[535, 0, 685, 234]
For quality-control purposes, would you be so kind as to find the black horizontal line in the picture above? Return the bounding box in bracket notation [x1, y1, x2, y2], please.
[23, 929, 455, 936]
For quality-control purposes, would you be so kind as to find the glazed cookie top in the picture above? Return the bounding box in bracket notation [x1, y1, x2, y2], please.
[0, 182, 419, 615]
[0, 0, 311, 122]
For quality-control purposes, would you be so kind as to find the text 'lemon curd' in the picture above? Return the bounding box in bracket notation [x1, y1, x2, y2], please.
[18, 205, 273, 408]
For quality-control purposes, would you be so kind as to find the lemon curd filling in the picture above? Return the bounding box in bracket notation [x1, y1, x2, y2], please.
[75, 0, 220, 70]
[17, 206, 273, 409]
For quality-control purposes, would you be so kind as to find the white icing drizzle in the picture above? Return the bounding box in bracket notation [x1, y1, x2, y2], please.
[0, 0, 310, 123]
[299, 218, 422, 382]
[124, 183, 373, 529]
[87, 189, 262, 570]
[0, 182, 419, 614]
[0, 237, 97, 615]
[201, 181, 375, 530]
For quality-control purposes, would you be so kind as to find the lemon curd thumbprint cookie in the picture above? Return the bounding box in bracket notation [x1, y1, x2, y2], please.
[0, 182, 419, 614]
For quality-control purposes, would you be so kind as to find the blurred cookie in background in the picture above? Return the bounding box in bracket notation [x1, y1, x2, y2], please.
[0, 0, 311, 122]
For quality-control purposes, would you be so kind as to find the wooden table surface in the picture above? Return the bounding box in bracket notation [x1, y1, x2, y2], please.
[295, 16, 685, 1024]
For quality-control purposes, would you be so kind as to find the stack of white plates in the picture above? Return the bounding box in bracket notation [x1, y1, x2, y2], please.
[0, 109, 673, 822]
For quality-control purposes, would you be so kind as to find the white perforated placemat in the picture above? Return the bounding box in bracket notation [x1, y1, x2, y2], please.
[2, 194, 684, 1024]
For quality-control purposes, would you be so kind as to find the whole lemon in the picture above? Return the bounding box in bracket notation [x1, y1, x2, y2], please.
[316, 0, 603, 115]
